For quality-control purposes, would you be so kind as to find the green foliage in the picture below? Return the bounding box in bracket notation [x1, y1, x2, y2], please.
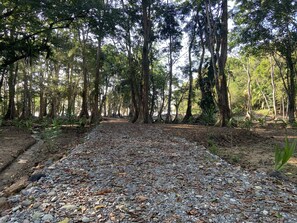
[257, 117, 266, 127]
[227, 117, 238, 128]
[275, 137, 296, 171]
[238, 118, 253, 131]
[231, 155, 241, 163]
[41, 126, 61, 140]
[196, 108, 216, 125]
[208, 139, 218, 155]
[12, 118, 34, 130]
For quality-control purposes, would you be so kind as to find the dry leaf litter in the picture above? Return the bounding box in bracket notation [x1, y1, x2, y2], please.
[1, 121, 297, 223]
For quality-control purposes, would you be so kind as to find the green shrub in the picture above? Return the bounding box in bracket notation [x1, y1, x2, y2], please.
[239, 118, 253, 130]
[257, 117, 266, 127]
[208, 139, 218, 155]
[274, 137, 296, 171]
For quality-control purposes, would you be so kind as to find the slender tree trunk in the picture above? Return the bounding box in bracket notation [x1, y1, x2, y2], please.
[39, 70, 45, 120]
[286, 54, 295, 123]
[157, 87, 165, 122]
[79, 29, 89, 119]
[216, 0, 231, 126]
[140, 0, 151, 123]
[166, 35, 173, 123]
[270, 56, 277, 118]
[205, 0, 231, 126]
[244, 58, 252, 119]
[67, 62, 73, 117]
[91, 38, 102, 123]
[4, 64, 17, 120]
[49, 63, 59, 118]
[150, 52, 156, 119]
[21, 60, 31, 119]
[183, 34, 194, 123]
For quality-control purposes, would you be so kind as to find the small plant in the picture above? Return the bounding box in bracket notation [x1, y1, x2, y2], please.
[258, 117, 266, 127]
[41, 126, 61, 140]
[274, 137, 296, 171]
[231, 155, 240, 163]
[227, 117, 238, 127]
[208, 138, 218, 155]
[239, 118, 253, 130]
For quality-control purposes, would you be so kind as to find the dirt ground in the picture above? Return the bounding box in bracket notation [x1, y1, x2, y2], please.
[0, 119, 296, 194]
[158, 123, 297, 184]
[0, 125, 88, 192]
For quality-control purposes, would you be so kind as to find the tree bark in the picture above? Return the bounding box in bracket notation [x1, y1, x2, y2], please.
[79, 28, 89, 119]
[183, 31, 195, 123]
[205, 0, 230, 126]
[4, 64, 17, 120]
[140, 0, 151, 123]
[165, 35, 173, 123]
[286, 53, 295, 123]
[270, 56, 277, 118]
[243, 58, 252, 119]
[91, 38, 102, 123]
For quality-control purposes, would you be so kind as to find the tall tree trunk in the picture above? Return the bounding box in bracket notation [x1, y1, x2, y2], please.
[270, 56, 277, 118]
[286, 53, 295, 123]
[49, 63, 59, 118]
[39, 70, 45, 120]
[183, 36, 194, 122]
[4, 64, 17, 120]
[205, 0, 230, 126]
[217, 0, 231, 126]
[150, 51, 156, 119]
[21, 60, 31, 119]
[244, 58, 252, 119]
[140, 0, 151, 123]
[91, 38, 102, 123]
[157, 87, 165, 122]
[166, 35, 173, 123]
[67, 61, 73, 117]
[79, 28, 89, 119]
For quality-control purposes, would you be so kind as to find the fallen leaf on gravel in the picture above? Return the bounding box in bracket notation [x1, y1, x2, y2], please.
[187, 209, 198, 215]
[96, 188, 113, 195]
[95, 204, 106, 210]
[58, 218, 70, 223]
[78, 205, 87, 213]
[136, 195, 148, 202]
[109, 212, 116, 221]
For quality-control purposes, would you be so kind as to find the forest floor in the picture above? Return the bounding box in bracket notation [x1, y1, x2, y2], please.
[0, 118, 297, 194]
[0, 125, 88, 192]
[1, 118, 297, 222]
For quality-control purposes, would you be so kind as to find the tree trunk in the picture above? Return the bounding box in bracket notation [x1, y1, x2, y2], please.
[183, 33, 194, 123]
[39, 70, 45, 120]
[91, 38, 102, 123]
[150, 52, 156, 119]
[156, 87, 165, 122]
[4, 64, 17, 120]
[166, 35, 173, 123]
[49, 63, 59, 118]
[79, 28, 89, 119]
[270, 56, 277, 118]
[216, 0, 231, 126]
[286, 54, 295, 123]
[21, 60, 31, 119]
[139, 0, 151, 123]
[245, 58, 252, 119]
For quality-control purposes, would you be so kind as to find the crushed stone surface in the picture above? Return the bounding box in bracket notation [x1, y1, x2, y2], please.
[1, 120, 297, 222]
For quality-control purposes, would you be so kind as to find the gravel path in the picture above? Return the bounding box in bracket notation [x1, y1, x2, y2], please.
[1, 120, 297, 222]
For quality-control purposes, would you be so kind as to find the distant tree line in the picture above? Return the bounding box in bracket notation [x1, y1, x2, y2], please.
[0, 0, 296, 126]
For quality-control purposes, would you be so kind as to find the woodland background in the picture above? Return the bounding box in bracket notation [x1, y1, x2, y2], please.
[0, 0, 296, 127]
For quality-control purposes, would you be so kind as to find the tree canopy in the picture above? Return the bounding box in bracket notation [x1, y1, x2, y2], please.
[0, 0, 296, 126]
